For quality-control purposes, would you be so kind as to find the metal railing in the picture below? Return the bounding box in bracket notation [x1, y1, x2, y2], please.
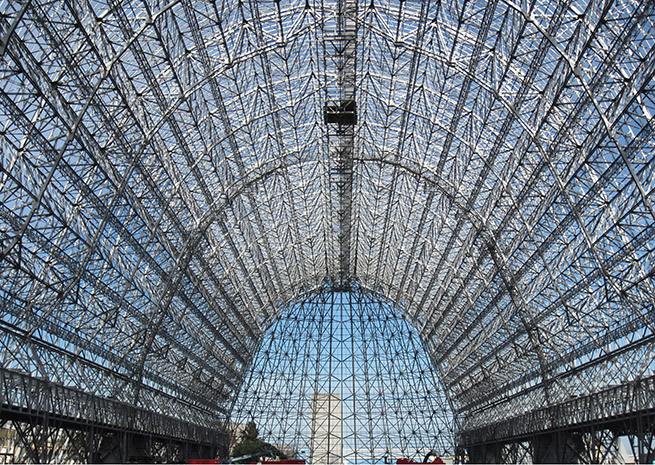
[459, 375, 655, 446]
[0, 368, 225, 447]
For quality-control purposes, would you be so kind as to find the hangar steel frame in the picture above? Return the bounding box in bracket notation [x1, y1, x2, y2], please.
[0, 0, 654, 461]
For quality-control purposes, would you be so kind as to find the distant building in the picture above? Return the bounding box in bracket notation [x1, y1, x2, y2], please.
[309, 394, 342, 464]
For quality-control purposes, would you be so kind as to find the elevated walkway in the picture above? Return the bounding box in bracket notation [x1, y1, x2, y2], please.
[459, 376, 655, 463]
[0, 368, 226, 462]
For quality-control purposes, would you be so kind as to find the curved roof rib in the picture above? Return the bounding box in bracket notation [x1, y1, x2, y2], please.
[0, 0, 653, 442]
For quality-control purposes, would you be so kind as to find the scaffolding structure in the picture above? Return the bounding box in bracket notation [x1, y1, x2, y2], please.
[0, 0, 654, 461]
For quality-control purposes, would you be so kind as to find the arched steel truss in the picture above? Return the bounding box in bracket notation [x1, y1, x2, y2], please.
[0, 0, 654, 460]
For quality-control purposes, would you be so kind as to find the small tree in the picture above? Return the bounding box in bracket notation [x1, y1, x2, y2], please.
[231, 421, 286, 461]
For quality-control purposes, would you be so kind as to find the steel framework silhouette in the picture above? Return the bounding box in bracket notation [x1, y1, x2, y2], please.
[229, 287, 456, 463]
[0, 0, 653, 462]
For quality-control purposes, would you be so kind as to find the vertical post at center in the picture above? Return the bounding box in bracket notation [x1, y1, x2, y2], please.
[324, 0, 357, 288]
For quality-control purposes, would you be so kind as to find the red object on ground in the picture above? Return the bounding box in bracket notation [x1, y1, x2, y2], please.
[397, 458, 445, 464]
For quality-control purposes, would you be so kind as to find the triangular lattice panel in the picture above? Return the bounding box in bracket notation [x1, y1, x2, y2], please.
[229, 286, 456, 463]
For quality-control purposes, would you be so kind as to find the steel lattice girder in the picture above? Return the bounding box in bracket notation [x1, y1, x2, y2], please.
[0, 0, 653, 445]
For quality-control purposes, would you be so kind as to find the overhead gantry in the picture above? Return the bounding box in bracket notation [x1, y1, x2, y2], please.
[0, 0, 654, 462]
